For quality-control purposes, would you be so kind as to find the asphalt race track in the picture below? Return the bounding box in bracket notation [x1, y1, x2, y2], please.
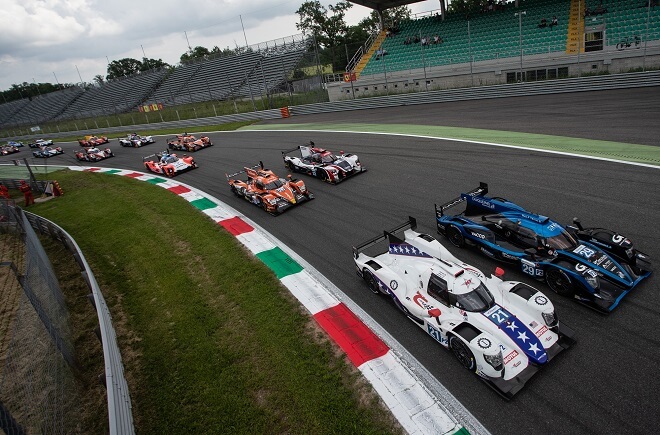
[6, 88, 660, 435]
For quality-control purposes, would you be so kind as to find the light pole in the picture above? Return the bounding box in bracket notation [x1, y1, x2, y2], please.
[468, 20, 474, 86]
[515, 11, 526, 82]
[643, 0, 651, 71]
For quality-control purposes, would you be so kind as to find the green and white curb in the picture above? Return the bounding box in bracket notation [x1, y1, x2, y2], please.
[70, 166, 488, 435]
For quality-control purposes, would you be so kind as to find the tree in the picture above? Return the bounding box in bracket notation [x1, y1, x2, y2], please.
[180, 46, 211, 63]
[106, 58, 143, 80]
[93, 75, 105, 86]
[296, 1, 352, 72]
[140, 57, 169, 72]
[358, 5, 412, 35]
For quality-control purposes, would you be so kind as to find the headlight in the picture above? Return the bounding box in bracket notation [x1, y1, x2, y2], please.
[299, 186, 306, 192]
[484, 351, 503, 371]
[268, 198, 277, 205]
[542, 311, 558, 328]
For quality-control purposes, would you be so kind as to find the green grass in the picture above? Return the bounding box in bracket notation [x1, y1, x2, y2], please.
[46, 120, 257, 143]
[31, 170, 402, 435]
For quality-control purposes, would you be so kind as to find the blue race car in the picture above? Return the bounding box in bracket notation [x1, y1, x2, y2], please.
[435, 183, 652, 312]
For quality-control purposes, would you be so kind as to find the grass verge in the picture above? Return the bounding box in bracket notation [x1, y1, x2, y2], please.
[32, 169, 403, 434]
[46, 120, 258, 143]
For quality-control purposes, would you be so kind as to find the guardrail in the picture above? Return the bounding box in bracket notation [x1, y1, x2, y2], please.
[24, 211, 135, 435]
[291, 70, 660, 115]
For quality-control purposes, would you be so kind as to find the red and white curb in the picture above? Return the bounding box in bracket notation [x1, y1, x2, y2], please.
[70, 166, 488, 435]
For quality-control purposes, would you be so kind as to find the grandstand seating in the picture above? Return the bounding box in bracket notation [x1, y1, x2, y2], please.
[359, 0, 659, 77]
[7, 87, 83, 126]
[0, 99, 29, 126]
[55, 68, 168, 120]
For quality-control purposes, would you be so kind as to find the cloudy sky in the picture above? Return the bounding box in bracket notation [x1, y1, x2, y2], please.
[0, 0, 444, 91]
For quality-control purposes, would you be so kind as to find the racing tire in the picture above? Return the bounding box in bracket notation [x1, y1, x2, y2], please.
[449, 336, 476, 371]
[546, 268, 573, 297]
[286, 161, 295, 171]
[317, 169, 328, 182]
[364, 271, 381, 295]
[230, 185, 241, 198]
[447, 225, 465, 248]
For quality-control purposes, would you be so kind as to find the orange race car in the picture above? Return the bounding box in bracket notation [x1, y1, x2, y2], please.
[78, 135, 110, 147]
[167, 134, 212, 152]
[227, 162, 314, 215]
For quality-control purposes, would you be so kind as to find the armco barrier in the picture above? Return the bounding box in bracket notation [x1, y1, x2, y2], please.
[8, 70, 660, 142]
[68, 166, 490, 435]
[24, 211, 135, 435]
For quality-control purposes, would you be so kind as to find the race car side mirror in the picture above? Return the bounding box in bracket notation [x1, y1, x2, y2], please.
[494, 267, 505, 278]
[573, 217, 584, 230]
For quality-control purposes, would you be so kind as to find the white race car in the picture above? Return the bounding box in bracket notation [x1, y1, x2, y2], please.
[119, 133, 155, 147]
[353, 217, 575, 398]
[282, 141, 366, 184]
[28, 139, 53, 148]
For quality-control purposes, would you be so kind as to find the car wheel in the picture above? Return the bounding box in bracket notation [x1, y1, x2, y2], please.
[230, 185, 241, 197]
[546, 268, 573, 297]
[447, 225, 465, 247]
[449, 336, 476, 371]
[364, 271, 381, 295]
[286, 161, 294, 171]
[317, 169, 328, 181]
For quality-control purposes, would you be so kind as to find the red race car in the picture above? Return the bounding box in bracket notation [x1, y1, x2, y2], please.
[75, 147, 114, 162]
[1, 144, 20, 155]
[78, 135, 110, 147]
[227, 162, 314, 215]
[143, 150, 197, 177]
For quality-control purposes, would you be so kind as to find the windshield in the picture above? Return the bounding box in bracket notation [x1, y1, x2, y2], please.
[264, 179, 284, 190]
[452, 283, 495, 312]
[320, 154, 337, 163]
[544, 229, 577, 250]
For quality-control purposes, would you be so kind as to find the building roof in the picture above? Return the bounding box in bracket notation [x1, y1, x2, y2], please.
[349, 0, 428, 13]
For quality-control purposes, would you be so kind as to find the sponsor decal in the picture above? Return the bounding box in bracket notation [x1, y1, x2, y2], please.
[504, 350, 519, 364]
[477, 338, 492, 349]
[390, 280, 398, 290]
[573, 245, 596, 259]
[471, 232, 486, 239]
[546, 335, 553, 342]
[463, 267, 484, 279]
[612, 234, 625, 244]
[547, 222, 560, 231]
[522, 213, 544, 223]
[413, 292, 434, 311]
[513, 361, 522, 367]
[534, 295, 548, 306]
[535, 325, 548, 337]
[502, 252, 518, 260]
[462, 278, 473, 287]
[472, 197, 495, 209]
[481, 247, 495, 257]
[575, 263, 588, 272]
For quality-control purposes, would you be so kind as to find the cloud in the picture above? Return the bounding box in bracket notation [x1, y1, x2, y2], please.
[0, 0, 440, 90]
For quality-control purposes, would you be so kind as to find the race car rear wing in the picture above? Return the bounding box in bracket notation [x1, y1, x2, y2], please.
[435, 182, 488, 218]
[281, 146, 302, 157]
[352, 216, 418, 259]
[225, 162, 263, 180]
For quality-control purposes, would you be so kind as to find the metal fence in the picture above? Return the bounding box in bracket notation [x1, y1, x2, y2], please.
[0, 201, 134, 435]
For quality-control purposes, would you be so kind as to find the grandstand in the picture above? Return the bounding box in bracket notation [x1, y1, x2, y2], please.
[330, 0, 660, 100]
[6, 87, 83, 126]
[55, 68, 169, 120]
[0, 34, 311, 129]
